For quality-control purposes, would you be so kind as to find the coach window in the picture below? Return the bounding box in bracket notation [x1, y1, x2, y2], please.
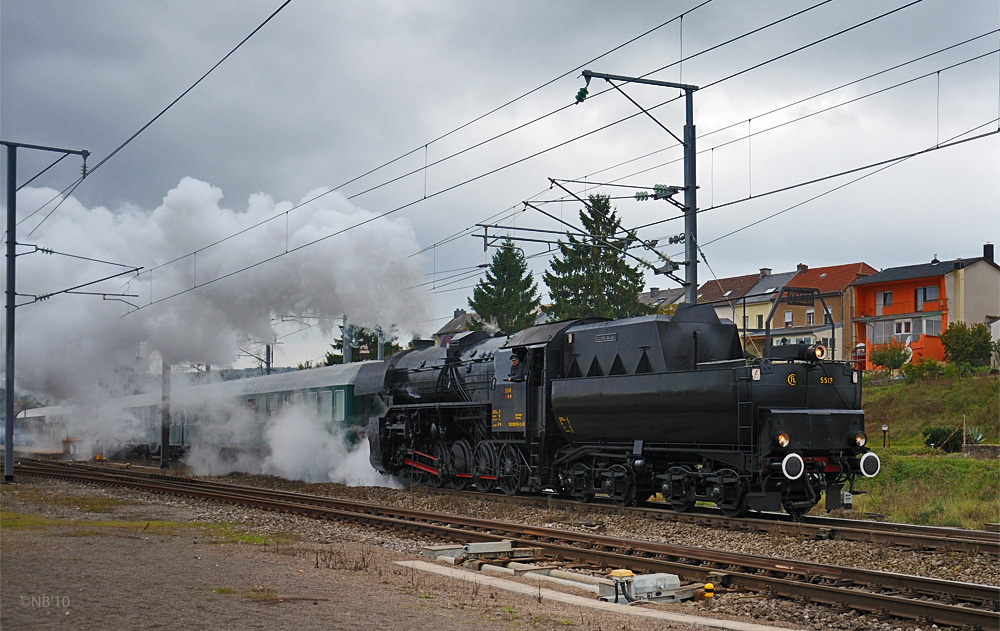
[334, 390, 346, 422]
[292, 392, 304, 407]
[268, 395, 279, 417]
[320, 391, 333, 420]
[306, 391, 318, 413]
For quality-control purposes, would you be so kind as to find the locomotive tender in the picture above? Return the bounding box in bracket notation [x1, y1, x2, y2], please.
[363, 303, 880, 517]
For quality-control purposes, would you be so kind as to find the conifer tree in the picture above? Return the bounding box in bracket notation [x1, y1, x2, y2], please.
[468, 239, 541, 333]
[543, 194, 653, 321]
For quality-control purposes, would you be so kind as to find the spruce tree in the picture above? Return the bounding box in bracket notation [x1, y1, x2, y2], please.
[468, 239, 541, 333]
[543, 194, 653, 321]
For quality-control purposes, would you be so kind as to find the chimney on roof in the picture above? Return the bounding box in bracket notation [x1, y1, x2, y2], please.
[649, 287, 659, 297]
[931, 254, 940, 265]
[759, 268, 771, 278]
[985, 243, 995, 263]
[796, 263, 808, 273]
[954, 259, 965, 270]
[454, 308, 466, 319]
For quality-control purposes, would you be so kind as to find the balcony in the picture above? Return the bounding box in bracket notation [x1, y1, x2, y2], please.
[855, 299, 942, 319]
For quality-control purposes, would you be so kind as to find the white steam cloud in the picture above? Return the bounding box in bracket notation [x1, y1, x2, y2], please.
[7, 177, 429, 402]
[183, 402, 397, 488]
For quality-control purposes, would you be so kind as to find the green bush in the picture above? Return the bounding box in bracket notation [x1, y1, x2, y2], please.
[921, 426, 963, 452]
[941, 321, 993, 366]
[869, 339, 909, 371]
[901, 357, 944, 380]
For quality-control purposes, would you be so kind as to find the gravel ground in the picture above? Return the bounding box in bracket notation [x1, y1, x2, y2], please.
[2, 473, 991, 631]
[210, 471, 998, 587]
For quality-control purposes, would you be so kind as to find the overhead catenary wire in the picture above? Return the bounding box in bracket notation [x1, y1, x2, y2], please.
[21, 0, 293, 235]
[129, 0, 825, 282]
[536, 44, 999, 232]
[128, 1, 987, 319]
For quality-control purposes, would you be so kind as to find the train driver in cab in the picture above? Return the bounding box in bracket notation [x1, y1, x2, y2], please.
[506, 353, 525, 381]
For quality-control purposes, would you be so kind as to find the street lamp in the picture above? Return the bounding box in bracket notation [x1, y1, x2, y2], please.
[881, 424, 889, 449]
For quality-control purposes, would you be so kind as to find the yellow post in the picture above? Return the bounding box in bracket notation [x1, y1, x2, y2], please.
[704, 582, 714, 609]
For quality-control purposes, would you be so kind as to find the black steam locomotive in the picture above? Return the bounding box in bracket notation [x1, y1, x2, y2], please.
[361, 304, 880, 517]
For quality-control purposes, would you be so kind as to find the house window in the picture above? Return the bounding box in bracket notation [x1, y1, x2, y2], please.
[915, 285, 939, 311]
[925, 315, 942, 337]
[870, 320, 894, 344]
[784, 311, 793, 327]
[883, 291, 893, 306]
[806, 309, 815, 326]
[894, 320, 911, 343]
[756, 314, 763, 329]
[743, 315, 749, 330]
[824, 309, 832, 324]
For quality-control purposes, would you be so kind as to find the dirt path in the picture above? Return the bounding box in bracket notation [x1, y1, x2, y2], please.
[1, 478, 726, 631]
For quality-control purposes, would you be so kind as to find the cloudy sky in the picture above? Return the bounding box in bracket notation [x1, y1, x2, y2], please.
[2, 0, 998, 391]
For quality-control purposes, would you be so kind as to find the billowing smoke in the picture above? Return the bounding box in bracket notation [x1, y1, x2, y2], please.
[6, 178, 423, 486]
[183, 400, 397, 488]
[8, 177, 430, 402]
[261, 405, 392, 486]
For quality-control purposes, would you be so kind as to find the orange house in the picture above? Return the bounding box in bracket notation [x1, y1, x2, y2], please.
[850, 245, 999, 369]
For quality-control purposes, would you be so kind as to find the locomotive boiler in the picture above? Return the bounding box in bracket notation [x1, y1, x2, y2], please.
[362, 304, 880, 517]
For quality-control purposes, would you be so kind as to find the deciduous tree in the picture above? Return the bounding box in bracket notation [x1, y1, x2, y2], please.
[940, 321, 993, 367]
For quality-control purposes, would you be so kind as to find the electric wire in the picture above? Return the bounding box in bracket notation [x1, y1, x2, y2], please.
[22, 0, 293, 234]
[16, 153, 69, 191]
[131, 0, 824, 280]
[126, 2, 990, 319]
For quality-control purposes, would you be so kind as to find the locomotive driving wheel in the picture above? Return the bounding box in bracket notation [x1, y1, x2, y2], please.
[425, 441, 448, 488]
[497, 444, 526, 496]
[448, 439, 473, 490]
[472, 442, 497, 493]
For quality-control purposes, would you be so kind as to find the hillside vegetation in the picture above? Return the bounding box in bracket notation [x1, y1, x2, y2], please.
[852, 374, 999, 529]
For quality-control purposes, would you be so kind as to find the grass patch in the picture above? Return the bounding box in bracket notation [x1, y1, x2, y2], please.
[864, 374, 999, 452]
[0, 511, 192, 535]
[851, 453, 1000, 528]
[855, 374, 999, 528]
[0, 511, 65, 530]
[0, 486, 140, 512]
[197, 523, 298, 546]
[0, 507, 299, 545]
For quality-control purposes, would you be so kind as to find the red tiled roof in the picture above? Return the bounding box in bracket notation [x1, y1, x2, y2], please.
[785, 262, 877, 293]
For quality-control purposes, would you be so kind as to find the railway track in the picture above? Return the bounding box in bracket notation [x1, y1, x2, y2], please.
[419, 486, 1000, 557]
[11, 460, 1000, 629]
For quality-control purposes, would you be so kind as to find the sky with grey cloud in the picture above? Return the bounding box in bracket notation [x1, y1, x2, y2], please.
[2, 0, 998, 392]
